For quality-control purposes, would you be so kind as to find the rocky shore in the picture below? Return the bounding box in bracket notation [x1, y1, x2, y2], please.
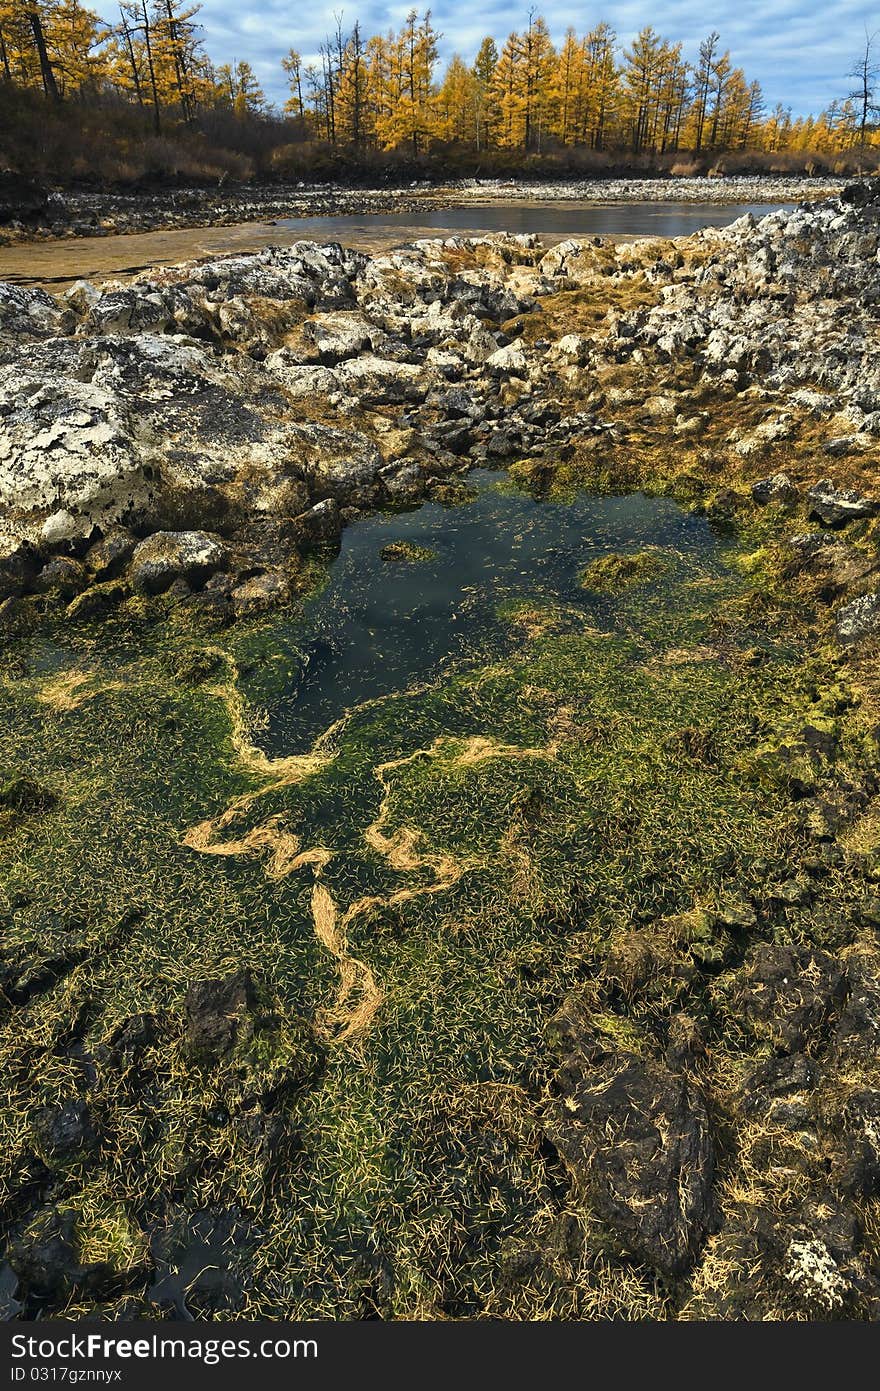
[3, 180, 880, 1321]
[1, 179, 877, 641]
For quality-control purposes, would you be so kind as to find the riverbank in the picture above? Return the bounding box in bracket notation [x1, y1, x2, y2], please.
[2, 181, 880, 1321]
[0, 175, 842, 247]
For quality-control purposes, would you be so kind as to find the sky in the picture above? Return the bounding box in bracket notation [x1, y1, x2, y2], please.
[196, 0, 878, 115]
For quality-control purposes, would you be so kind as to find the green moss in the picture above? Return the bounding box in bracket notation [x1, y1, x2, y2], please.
[380, 541, 438, 564]
[579, 549, 671, 594]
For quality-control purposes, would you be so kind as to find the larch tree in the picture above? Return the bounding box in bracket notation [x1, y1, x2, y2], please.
[471, 35, 497, 151]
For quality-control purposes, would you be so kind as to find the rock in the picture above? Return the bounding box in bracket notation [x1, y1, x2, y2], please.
[751, 472, 799, 506]
[129, 530, 225, 595]
[486, 341, 528, 375]
[807, 480, 878, 527]
[231, 570, 290, 617]
[0, 363, 155, 540]
[86, 286, 173, 336]
[841, 179, 880, 207]
[85, 527, 137, 579]
[0, 538, 41, 597]
[0, 283, 66, 339]
[149, 1209, 249, 1317]
[290, 499, 341, 552]
[545, 1045, 717, 1276]
[9, 1209, 110, 1301]
[0, 1263, 21, 1320]
[65, 579, 127, 622]
[63, 280, 102, 317]
[732, 943, 847, 1052]
[184, 970, 258, 1063]
[31, 1099, 98, 1160]
[836, 591, 880, 645]
[107, 1012, 159, 1060]
[332, 355, 435, 404]
[34, 555, 87, 597]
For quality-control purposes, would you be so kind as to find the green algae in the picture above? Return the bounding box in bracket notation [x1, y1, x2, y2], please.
[1, 472, 879, 1321]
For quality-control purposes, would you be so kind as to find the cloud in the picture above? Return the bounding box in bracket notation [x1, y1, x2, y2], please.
[185, 0, 878, 114]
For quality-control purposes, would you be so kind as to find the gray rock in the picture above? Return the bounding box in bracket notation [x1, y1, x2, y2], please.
[231, 570, 290, 616]
[291, 499, 341, 552]
[752, 472, 799, 506]
[129, 530, 225, 595]
[808, 480, 878, 526]
[85, 526, 137, 578]
[836, 591, 880, 645]
[35, 556, 87, 597]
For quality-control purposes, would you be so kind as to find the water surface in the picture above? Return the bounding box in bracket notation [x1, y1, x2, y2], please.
[0, 200, 793, 289]
[252, 471, 730, 756]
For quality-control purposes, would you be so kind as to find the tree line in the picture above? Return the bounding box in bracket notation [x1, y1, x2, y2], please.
[0, 0, 877, 163]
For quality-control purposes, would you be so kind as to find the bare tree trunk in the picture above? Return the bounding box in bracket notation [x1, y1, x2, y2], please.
[0, 28, 11, 82]
[27, 9, 60, 101]
[119, 7, 144, 105]
[140, 0, 161, 133]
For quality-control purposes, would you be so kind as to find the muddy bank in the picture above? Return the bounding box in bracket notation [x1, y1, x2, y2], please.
[0, 220, 584, 294]
[3, 180, 880, 1321]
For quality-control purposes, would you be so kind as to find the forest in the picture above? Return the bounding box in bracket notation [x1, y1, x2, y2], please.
[0, 1, 878, 186]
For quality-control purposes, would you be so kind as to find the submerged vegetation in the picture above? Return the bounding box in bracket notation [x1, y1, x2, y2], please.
[3, 458, 880, 1320]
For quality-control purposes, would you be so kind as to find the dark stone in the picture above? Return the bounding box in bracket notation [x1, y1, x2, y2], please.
[9, 1209, 110, 1300]
[184, 970, 257, 1063]
[85, 528, 137, 580]
[290, 498, 342, 552]
[733, 943, 847, 1052]
[64, 580, 127, 623]
[148, 1209, 250, 1317]
[545, 1047, 717, 1276]
[108, 1012, 159, 1059]
[31, 1100, 98, 1160]
[0, 1263, 22, 1320]
[0, 942, 88, 1010]
[841, 179, 880, 207]
[741, 1053, 818, 1115]
[34, 556, 87, 598]
[0, 540, 42, 599]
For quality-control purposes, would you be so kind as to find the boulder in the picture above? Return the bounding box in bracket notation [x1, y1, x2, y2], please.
[290, 499, 341, 552]
[34, 556, 87, 597]
[128, 530, 225, 595]
[807, 480, 878, 527]
[751, 472, 799, 506]
[231, 570, 290, 617]
[31, 1100, 98, 1160]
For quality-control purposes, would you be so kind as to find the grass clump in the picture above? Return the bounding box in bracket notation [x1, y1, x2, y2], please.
[380, 542, 438, 564]
[579, 549, 670, 594]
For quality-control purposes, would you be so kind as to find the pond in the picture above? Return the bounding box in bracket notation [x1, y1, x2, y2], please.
[244, 470, 733, 758]
[278, 199, 793, 242]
